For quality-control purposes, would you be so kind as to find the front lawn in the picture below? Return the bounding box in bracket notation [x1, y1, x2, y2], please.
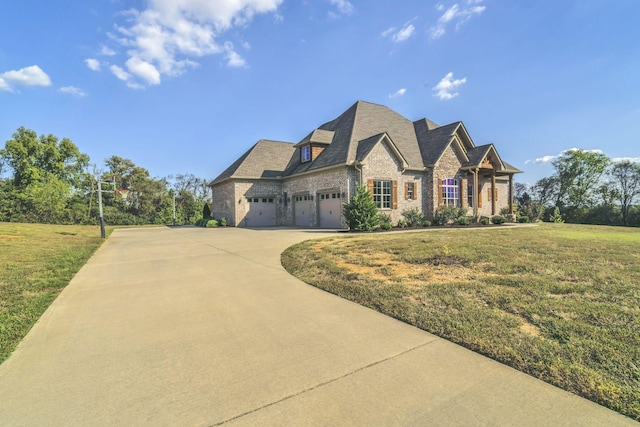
[281, 223, 640, 420]
[0, 223, 107, 364]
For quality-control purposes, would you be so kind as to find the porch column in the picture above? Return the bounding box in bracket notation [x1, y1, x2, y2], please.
[473, 169, 479, 217]
[509, 174, 514, 214]
[491, 170, 496, 215]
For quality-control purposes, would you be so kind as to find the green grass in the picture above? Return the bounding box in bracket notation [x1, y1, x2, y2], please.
[282, 223, 640, 420]
[0, 222, 109, 364]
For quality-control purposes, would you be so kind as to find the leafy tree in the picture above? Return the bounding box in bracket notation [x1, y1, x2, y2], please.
[531, 176, 558, 207]
[343, 184, 379, 231]
[552, 149, 610, 208]
[607, 160, 640, 226]
[0, 127, 89, 189]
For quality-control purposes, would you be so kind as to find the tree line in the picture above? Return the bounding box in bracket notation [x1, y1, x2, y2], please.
[515, 149, 640, 226]
[0, 127, 209, 225]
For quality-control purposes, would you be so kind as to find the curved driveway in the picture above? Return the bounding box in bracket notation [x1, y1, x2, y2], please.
[0, 227, 636, 426]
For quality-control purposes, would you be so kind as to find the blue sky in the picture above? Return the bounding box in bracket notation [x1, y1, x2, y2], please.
[1, 0, 639, 185]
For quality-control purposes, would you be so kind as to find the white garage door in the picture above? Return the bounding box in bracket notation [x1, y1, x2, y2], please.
[319, 192, 343, 229]
[294, 195, 314, 227]
[244, 197, 276, 227]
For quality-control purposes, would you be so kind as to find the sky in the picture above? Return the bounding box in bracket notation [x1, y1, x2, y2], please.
[1, 0, 639, 186]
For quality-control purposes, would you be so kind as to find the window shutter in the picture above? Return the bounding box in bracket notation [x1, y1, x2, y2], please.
[487, 187, 492, 202]
[494, 188, 499, 201]
[392, 180, 398, 209]
[438, 179, 443, 206]
[367, 179, 373, 195]
[404, 182, 409, 200]
[461, 178, 467, 208]
[414, 182, 419, 201]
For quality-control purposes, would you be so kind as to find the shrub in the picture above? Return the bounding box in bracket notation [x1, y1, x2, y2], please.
[518, 216, 529, 223]
[422, 220, 431, 227]
[456, 216, 471, 225]
[206, 219, 218, 228]
[480, 217, 490, 225]
[401, 207, 425, 227]
[549, 206, 565, 223]
[491, 215, 506, 224]
[219, 217, 227, 227]
[343, 184, 380, 231]
[396, 219, 407, 228]
[379, 213, 392, 230]
[433, 206, 467, 225]
[202, 203, 212, 219]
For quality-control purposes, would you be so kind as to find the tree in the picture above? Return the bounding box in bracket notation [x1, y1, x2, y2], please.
[531, 176, 558, 208]
[343, 184, 379, 231]
[0, 127, 89, 189]
[607, 160, 640, 226]
[552, 149, 610, 208]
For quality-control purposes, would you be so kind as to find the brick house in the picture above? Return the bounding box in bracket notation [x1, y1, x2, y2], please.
[209, 100, 522, 228]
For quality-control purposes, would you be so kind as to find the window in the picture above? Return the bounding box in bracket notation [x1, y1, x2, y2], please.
[406, 182, 415, 200]
[467, 181, 474, 208]
[373, 180, 392, 209]
[301, 145, 311, 163]
[441, 178, 459, 207]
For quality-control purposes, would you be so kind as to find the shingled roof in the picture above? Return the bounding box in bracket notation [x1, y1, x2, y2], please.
[211, 139, 295, 184]
[212, 100, 521, 184]
[284, 101, 427, 175]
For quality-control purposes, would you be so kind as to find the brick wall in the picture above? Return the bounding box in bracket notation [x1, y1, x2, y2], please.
[282, 167, 349, 227]
[361, 140, 424, 224]
[211, 181, 236, 225]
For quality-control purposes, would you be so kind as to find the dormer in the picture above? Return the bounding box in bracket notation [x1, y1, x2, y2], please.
[295, 129, 334, 163]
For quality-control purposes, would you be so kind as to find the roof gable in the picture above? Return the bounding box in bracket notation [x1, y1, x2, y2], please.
[356, 133, 409, 169]
[211, 139, 295, 184]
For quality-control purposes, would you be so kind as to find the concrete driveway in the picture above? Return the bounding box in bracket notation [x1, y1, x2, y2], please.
[0, 227, 636, 426]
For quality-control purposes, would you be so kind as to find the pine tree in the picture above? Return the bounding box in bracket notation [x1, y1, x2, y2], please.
[343, 184, 380, 231]
[202, 203, 212, 219]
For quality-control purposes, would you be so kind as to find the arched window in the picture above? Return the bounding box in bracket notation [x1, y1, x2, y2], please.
[441, 178, 459, 207]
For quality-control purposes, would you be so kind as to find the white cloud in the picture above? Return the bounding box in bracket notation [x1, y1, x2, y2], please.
[224, 42, 247, 68]
[430, 1, 486, 40]
[329, 0, 355, 16]
[104, 0, 282, 88]
[109, 64, 144, 89]
[433, 72, 466, 100]
[100, 46, 117, 56]
[59, 86, 87, 97]
[392, 24, 415, 42]
[126, 57, 161, 85]
[526, 148, 606, 165]
[85, 58, 101, 71]
[382, 20, 417, 43]
[389, 88, 407, 98]
[0, 65, 52, 91]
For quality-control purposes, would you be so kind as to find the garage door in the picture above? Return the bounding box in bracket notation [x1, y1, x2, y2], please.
[244, 197, 276, 227]
[319, 192, 343, 229]
[294, 195, 314, 227]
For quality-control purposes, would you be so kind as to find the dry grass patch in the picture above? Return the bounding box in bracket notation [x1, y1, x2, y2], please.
[282, 224, 640, 421]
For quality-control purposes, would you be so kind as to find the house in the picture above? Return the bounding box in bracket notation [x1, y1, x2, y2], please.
[209, 100, 522, 228]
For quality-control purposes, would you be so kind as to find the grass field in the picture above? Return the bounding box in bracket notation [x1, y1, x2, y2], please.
[282, 223, 640, 420]
[0, 222, 108, 364]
